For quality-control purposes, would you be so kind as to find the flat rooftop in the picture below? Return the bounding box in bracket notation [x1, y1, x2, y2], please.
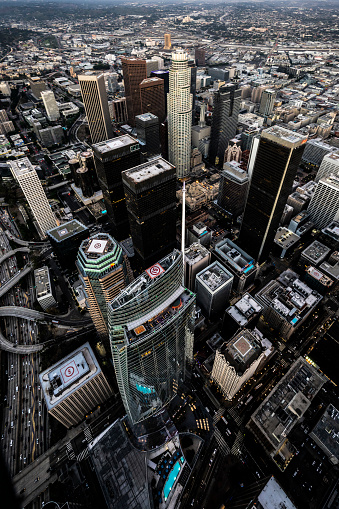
[250, 357, 327, 452]
[310, 404, 339, 463]
[257, 477, 296, 509]
[219, 329, 262, 373]
[122, 157, 174, 184]
[34, 266, 52, 298]
[215, 239, 256, 275]
[135, 112, 158, 122]
[9, 157, 35, 177]
[185, 243, 210, 265]
[322, 221, 339, 242]
[39, 342, 100, 410]
[226, 293, 262, 326]
[196, 261, 233, 292]
[79, 233, 119, 261]
[92, 134, 138, 154]
[222, 161, 248, 183]
[301, 240, 330, 264]
[262, 126, 308, 148]
[274, 227, 300, 249]
[306, 266, 333, 288]
[47, 219, 88, 242]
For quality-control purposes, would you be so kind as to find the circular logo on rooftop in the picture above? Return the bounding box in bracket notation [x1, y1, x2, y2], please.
[148, 265, 162, 276]
[94, 243, 101, 249]
[65, 366, 75, 378]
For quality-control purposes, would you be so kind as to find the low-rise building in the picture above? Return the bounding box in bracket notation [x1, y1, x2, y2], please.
[223, 293, 263, 338]
[300, 240, 330, 269]
[310, 404, 339, 465]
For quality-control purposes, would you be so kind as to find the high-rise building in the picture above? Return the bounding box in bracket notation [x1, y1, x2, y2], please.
[184, 243, 211, 291]
[238, 126, 307, 262]
[47, 219, 89, 269]
[92, 136, 141, 238]
[78, 74, 113, 144]
[9, 158, 57, 237]
[146, 59, 159, 77]
[109, 97, 127, 124]
[301, 139, 336, 167]
[195, 48, 206, 67]
[41, 90, 60, 121]
[76, 233, 127, 338]
[195, 261, 233, 318]
[209, 84, 241, 167]
[38, 125, 64, 147]
[259, 89, 277, 117]
[188, 59, 197, 123]
[122, 157, 176, 267]
[217, 161, 249, 220]
[307, 175, 339, 229]
[28, 76, 46, 99]
[109, 250, 195, 426]
[139, 77, 166, 123]
[121, 57, 147, 126]
[315, 151, 339, 182]
[39, 342, 113, 428]
[168, 51, 193, 178]
[34, 266, 57, 311]
[150, 69, 169, 114]
[211, 329, 265, 400]
[135, 113, 160, 156]
[164, 33, 171, 50]
[0, 109, 8, 123]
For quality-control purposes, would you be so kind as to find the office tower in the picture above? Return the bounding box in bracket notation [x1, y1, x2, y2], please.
[251, 85, 269, 104]
[76, 166, 94, 198]
[122, 157, 176, 268]
[301, 139, 336, 167]
[41, 90, 59, 121]
[34, 266, 57, 311]
[109, 97, 128, 124]
[184, 243, 211, 291]
[209, 84, 241, 167]
[214, 239, 259, 294]
[146, 59, 159, 77]
[259, 89, 277, 117]
[188, 59, 197, 123]
[0, 81, 11, 96]
[38, 125, 64, 147]
[77, 234, 126, 337]
[195, 261, 233, 319]
[299, 240, 330, 269]
[195, 47, 206, 67]
[217, 161, 249, 220]
[208, 68, 230, 82]
[28, 76, 46, 99]
[191, 103, 211, 148]
[238, 126, 307, 263]
[223, 293, 262, 339]
[68, 158, 81, 186]
[0, 109, 8, 123]
[224, 139, 242, 163]
[151, 69, 169, 114]
[39, 342, 113, 428]
[307, 175, 339, 229]
[78, 74, 113, 144]
[316, 152, 339, 182]
[47, 219, 89, 270]
[139, 77, 166, 123]
[109, 249, 195, 425]
[187, 222, 212, 248]
[9, 158, 57, 237]
[135, 113, 160, 156]
[211, 329, 265, 400]
[164, 33, 171, 50]
[92, 136, 141, 238]
[168, 51, 193, 178]
[121, 57, 147, 126]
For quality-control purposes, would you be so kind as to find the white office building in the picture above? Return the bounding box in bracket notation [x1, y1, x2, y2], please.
[168, 51, 193, 178]
[41, 90, 60, 122]
[316, 152, 339, 182]
[34, 266, 57, 311]
[10, 158, 58, 236]
[308, 175, 339, 229]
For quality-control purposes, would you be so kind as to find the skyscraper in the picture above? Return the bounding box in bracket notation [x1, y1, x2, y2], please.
[92, 136, 141, 239]
[164, 33, 171, 50]
[217, 161, 249, 220]
[168, 51, 193, 178]
[135, 113, 160, 156]
[238, 126, 307, 262]
[10, 158, 57, 237]
[47, 219, 89, 270]
[209, 84, 241, 167]
[188, 59, 197, 124]
[259, 89, 277, 117]
[41, 90, 60, 121]
[121, 57, 147, 126]
[108, 249, 195, 425]
[78, 74, 113, 144]
[139, 77, 166, 123]
[150, 69, 169, 114]
[315, 152, 339, 182]
[195, 47, 206, 67]
[307, 175, 339, 229]
[76, 233, 126, 338]
[122, 157, 177, 267]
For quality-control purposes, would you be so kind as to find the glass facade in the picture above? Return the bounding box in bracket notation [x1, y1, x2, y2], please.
[108, 250, 195, 425]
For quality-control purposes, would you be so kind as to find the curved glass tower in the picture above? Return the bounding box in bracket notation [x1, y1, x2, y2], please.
[108, 250, 195, 425]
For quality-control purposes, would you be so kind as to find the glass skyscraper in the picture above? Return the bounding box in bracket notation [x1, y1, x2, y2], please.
[108, 250, 195, 426]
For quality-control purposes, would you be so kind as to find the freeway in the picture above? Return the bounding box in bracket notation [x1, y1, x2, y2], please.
[0, 329, 43, 353]
[0, 265, 32, 298]
[5, 230, 49, 248]
[0, 247, 29, 265]
[0, 306, 92, 327]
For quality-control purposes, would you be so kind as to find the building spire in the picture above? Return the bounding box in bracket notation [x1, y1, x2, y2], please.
[199, 103, 206, 128]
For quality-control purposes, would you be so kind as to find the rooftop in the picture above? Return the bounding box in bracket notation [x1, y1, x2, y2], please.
[301, 240, 330, 264]
[215, 239, 256, 275]
[322, 221, 339, 242]
[222, 161, 248, 183]
[92, 134, 138, 154]
[262, 125, 308, 148]
[79, 233, 119, 261]
[122, 157, 174, 185]
[47, 219, 88, 242]
[310, 404, 339, 464]
[196, 261, 233, 292]
[135, 112, 158, 122]
[226, 293, 262, 326]
[34, 266, 52, 299]
[185, 243, 210, 265]
[9, 157, 35, 177]
[219, 329, 263, 374]
[306, 266, 333, 288]
[274, 227, 300, 249]
[39, 342, 100, 410]
[257, 477, 296, 509]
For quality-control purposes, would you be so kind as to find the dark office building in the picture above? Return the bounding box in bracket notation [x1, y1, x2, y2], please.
[217, 162, 249, 220]
[189, 59, 197, 124]
[69, 158, 81, 187]
[195, 48, 206, 67]
[121, 57, 147, 127]
[92, 135, 141, 239]
[76, 167, 94, 198]
[135, 113, 160, 156]
[139, 77, 165, 123]
[122, 157, 176, 267]
[47, 219, 89, 269]
[209, 84, 241, 167]
[150, 69, 169, 114]
[237, 126, 308, 263]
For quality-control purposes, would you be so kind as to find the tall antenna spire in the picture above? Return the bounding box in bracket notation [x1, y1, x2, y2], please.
[181, 179, 186, 285]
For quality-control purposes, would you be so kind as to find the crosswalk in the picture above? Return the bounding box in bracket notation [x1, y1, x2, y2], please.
[231, 430, 244, 457]
[228, 407, 243, 426]
[66, 442, 75, 460]
[84, 426, 93, 443]
[213, 407, 225, 424]
[77, 448, 89, 462]
[214, 428, 230, 457]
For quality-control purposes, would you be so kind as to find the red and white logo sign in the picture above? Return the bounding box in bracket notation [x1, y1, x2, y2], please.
[60, 361, 79, 384]
[146, 263, 165, 279]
